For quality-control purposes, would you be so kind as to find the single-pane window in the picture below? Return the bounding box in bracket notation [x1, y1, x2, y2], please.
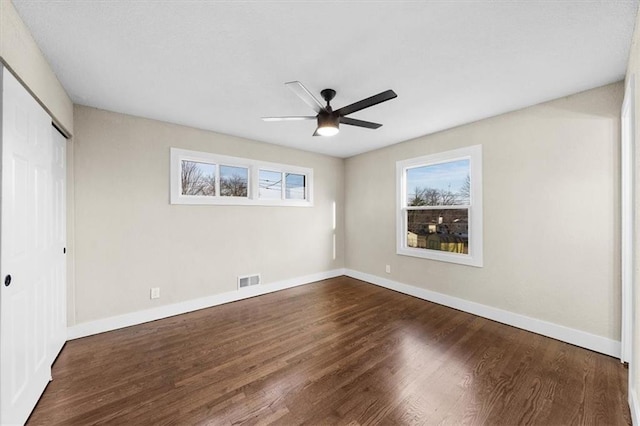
[220, 165, 248, 197]
[259, 170, 282, 199]
[181, 160, 216, 196]
[285, 173, 306, 200]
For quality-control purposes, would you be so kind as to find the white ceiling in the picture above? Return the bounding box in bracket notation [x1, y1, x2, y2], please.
[13, 0, 639, 158]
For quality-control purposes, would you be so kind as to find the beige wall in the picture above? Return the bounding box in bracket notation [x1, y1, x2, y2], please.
[71, 105, 344, 325]
[0, 0, 73, 134]
[345, 82, 623, 341]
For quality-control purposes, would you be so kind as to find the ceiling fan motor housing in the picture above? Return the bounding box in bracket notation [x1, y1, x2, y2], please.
[320, 89, 337, 104]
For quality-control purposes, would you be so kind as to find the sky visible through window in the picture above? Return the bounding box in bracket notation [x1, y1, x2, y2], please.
[191, 161, 215, 177]
[258, 171, 306, 200]
[406, 159, 469, 205]
[259, 170, 282, 199]
[286, 173, 305, 200]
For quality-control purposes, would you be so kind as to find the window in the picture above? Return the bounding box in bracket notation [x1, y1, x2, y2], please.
[181, 160, 216, 196]
[219, 165, 248, 197]
[396, 145, 482, 267]
[258, 170, 282, 199]
[256, 170, 308, 201]
[171, 148, 313, 206]
[285, 173, 306, 200]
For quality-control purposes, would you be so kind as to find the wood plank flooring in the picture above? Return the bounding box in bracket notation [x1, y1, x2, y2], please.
[27, 277, 630, 425]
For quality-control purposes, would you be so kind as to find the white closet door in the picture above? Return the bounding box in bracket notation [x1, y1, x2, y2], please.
[0, 69, 56, 425]
[49, 127, 67, 364]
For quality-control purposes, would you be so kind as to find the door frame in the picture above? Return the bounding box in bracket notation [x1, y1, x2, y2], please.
[621, 75, 635, 367]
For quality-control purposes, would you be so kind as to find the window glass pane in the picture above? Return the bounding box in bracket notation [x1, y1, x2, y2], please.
[406, 159, 470, 206]
[220, 165, 248, 197]
[181, 160, 216, 196]
[259, 170, 282, 199]
[285, 173, 306, 200]
[407, 209, 468, 254]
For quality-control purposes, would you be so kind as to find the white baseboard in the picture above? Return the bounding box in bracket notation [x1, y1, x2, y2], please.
[68, 268, 621, 359]
[67, 268, 346, 340]
[344, 269, 621, 358]
[631, 387, 640, 426]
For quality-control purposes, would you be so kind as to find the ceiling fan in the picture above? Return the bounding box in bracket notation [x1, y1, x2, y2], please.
[262, 81, 397, 137]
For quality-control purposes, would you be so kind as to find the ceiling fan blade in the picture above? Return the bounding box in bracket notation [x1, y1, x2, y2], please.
[340, 117, 382, 129]
[335, 89, 397, 117]
[285, 81, 326, 114]
[262, 116, 316, 121]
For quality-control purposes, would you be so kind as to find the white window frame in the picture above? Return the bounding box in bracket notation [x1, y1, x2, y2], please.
[396, 145, 483, 267]
[258, 168, 308, 202]
[170, 148, 313, 206]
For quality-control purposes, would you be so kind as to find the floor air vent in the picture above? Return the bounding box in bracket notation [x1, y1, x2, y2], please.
[238, 274, 261, 289]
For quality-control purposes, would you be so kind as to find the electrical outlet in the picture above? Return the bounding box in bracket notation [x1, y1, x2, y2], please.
[150, 287, 160, 299]
[385, 264, 391, 274]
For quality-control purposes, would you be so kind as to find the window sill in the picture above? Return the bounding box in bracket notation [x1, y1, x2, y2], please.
[171, 196, 313, 207]
[397, 246, 483, 267]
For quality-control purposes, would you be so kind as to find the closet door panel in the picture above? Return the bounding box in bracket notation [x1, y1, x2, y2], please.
[49, 127, 67, 362]
[0, 68, 56, 426]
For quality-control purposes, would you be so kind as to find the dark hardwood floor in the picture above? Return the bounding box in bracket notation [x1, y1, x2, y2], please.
[27, 276, 630, 425]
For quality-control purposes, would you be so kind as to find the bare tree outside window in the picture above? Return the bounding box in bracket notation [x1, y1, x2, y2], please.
[182, 161, 215, 196]
[221, 175, 248, 196]
[220, 165, 248, 197]
[459, 174, 470, 204]
[408, 186, 462, 206]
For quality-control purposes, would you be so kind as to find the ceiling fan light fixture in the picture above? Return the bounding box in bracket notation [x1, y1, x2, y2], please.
[317, 114, 339, 137]
[317, 125, 339, 137]
[264, 82, 397, 137]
